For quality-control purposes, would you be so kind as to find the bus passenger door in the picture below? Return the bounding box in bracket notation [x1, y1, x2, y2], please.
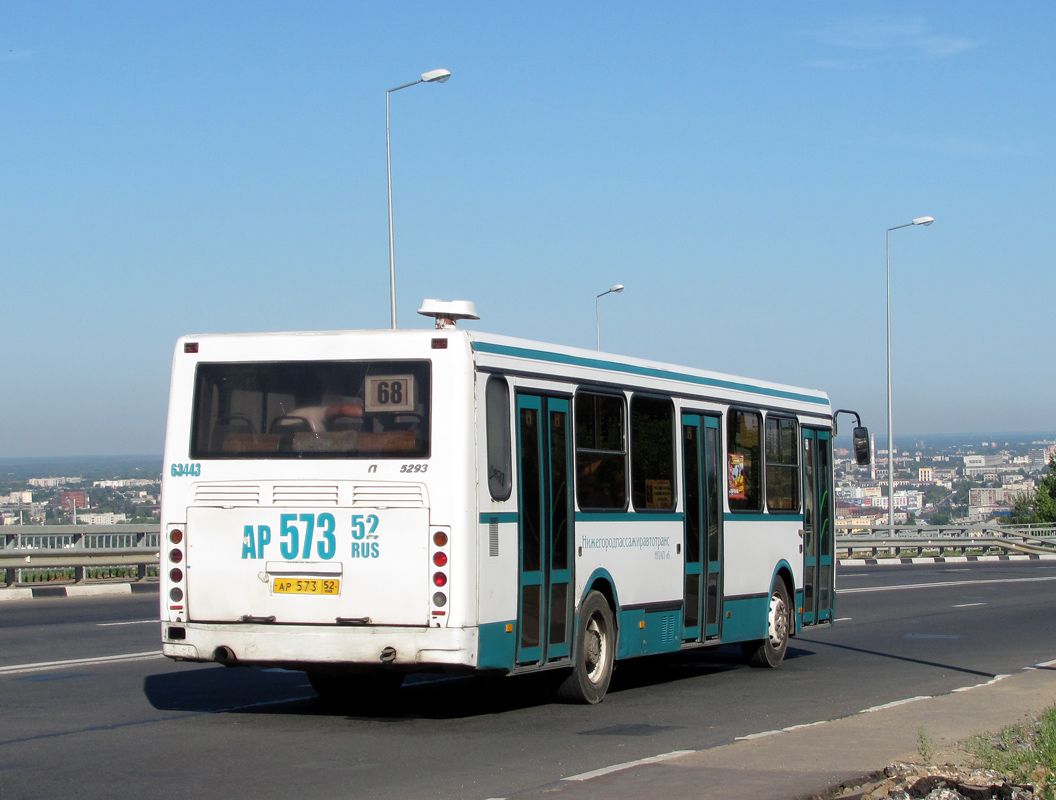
[802, 428, 835, 625]
[515, 394, 573, 666]
[681, 413, 723, 643]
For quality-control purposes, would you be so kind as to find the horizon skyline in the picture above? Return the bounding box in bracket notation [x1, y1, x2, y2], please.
[4, 429, 1056, 466]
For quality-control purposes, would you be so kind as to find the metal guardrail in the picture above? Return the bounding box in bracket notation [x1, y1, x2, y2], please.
[0, 524, 160, 587]
[836, 524, 1056, 559]
[3, 520, 1053, 587]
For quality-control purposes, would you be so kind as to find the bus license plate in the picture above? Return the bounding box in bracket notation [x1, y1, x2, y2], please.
[272, 578, 340, 596]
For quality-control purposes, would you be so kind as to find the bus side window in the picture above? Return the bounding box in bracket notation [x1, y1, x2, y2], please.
[630, 395, 676, 511]
[727, 409, 762, 512]
[485, 376, 512, 501]
[765, 415, 800, 512]
[575, 392, 628, 511]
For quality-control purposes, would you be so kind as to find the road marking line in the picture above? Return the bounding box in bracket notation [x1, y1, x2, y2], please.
[834, 617, 852, 622]
[860, 696, 932, 713]
[736, 719, 828, 740]
[952, 602, 986, 608]
[952, 674, 1010, 692]
[840, 575, 1056, 594]
[564, 750, 695, 781]
[221, 695, 315, 712]
[1030, 658, 1056, 669]
[0, 651, 163, 676]
[97, 619, 157, 627]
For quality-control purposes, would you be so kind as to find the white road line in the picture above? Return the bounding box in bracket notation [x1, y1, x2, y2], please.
[97, 619, 157, 627]
[834, 617, 853, 622]
[0, 651, 163, 676]
[564, 750, 695, 781]
[860, 696, 931, 713]
[840, 575, 1056, 594]
[1032, 658, 1056, 669]
[736, 719, 829, 741]
[952, 602, 986, 608]
[220, 695, 316, 712]
[952, 674, 1010, 693]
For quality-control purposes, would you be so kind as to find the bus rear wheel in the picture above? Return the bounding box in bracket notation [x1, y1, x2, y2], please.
[557, 590, 615, 704]
[742, 580, 791, 668]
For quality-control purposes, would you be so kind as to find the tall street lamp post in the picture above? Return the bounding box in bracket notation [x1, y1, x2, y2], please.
[386, 68, 451, 329]
[886, 216, 934, 532]
[596, 284, 624, 350]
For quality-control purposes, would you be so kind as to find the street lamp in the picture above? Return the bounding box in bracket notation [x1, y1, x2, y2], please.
[386, 68, 451, 329]
[596, 284, 624, 350]
[886, 216, 934, 532]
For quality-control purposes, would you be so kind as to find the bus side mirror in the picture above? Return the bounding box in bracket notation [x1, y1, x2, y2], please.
[853, 427, 870, 466]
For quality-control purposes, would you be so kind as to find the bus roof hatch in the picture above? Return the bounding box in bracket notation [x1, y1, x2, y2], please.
[417, 299, 480, 329]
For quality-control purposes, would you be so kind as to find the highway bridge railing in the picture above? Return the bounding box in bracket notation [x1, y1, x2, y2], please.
[836, 524, 1056, 559]
[4, 521, 1056, 588]
[0, 524, 160, 587]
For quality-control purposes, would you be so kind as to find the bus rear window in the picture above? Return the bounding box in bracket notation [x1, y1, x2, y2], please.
[190, 360, 431, 459]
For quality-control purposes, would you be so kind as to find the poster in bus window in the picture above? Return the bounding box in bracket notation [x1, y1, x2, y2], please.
[728, 453, 746, 500]
[645, 479, 673, 510]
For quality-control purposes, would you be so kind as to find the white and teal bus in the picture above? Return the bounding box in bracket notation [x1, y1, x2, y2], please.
[160, 301, 865, 704]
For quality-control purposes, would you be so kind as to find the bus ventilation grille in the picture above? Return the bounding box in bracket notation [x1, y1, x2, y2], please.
[488, 518, 499, 557]
[351, 484, 426, 508]
[661, 612, 676, 644]
[193, 485, 261, 506]
[272, 485, 339, 506]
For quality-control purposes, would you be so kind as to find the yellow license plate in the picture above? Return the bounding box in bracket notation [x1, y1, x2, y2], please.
[272, 578, 340, 596]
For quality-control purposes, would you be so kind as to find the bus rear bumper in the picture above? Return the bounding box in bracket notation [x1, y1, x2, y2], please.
[161, 622, 479, 670]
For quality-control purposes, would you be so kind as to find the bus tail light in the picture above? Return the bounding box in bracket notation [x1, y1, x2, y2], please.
[167, 525, 187, 613]
[429, 527, 450, 611]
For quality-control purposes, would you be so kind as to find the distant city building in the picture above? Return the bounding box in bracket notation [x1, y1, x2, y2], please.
[92, 479, 159, 488]
[1030, 447, 1055, 469]
[79, 513, 128, 525]
[28, 476, 82, 487]
[60, 491, 87, 511]
[869, 491, 923, 513]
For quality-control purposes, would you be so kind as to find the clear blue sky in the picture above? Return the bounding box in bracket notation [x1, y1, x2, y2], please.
[3, 2, 1054, 457]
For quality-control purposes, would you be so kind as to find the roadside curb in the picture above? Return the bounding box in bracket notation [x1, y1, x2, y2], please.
[0, 582, 158, 601]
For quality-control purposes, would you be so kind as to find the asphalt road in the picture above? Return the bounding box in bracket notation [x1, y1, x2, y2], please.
[2, 560, 1056, 800]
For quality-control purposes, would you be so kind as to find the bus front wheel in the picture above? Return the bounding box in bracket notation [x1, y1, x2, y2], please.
[557, 590, 616, 704]
[742, 580, 791, 668]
